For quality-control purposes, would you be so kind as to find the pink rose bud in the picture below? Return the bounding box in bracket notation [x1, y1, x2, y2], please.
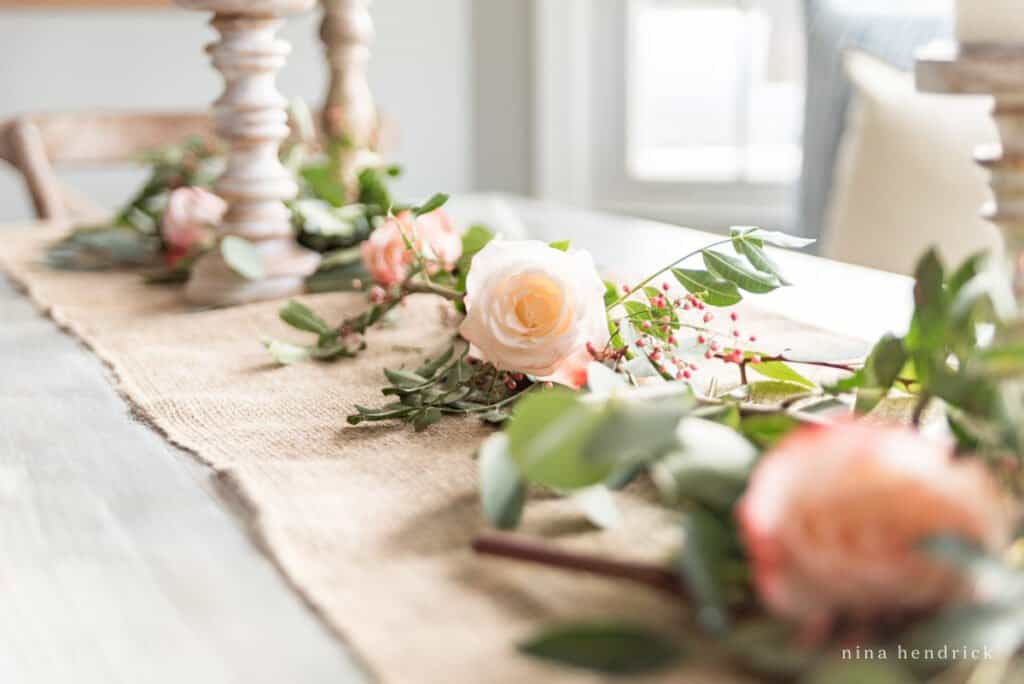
[360, 209, 463, 287]
[161, 187, 226, 267]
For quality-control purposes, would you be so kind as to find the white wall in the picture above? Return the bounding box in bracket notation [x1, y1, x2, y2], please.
[0, 1, 474, 223]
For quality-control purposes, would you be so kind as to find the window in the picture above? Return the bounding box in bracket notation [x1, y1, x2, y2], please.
[628, 0, 805, 184]
[534, 0, 807, 231]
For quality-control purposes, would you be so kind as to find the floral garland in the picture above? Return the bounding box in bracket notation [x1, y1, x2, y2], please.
[272, 199, 1024, 681]
[44, 122, 1024, 680]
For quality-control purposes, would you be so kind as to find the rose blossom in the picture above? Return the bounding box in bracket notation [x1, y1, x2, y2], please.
[737, 421, 1011, 629]
[161, 187, 226, 267]
[458, 240, 608, 387]
[360, 209, 462, 287]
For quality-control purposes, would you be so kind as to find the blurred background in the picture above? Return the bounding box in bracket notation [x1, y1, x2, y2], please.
[1, 0, 995, 273]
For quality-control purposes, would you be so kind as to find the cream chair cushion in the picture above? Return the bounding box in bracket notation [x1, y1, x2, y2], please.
[822, 49, 1001, 275]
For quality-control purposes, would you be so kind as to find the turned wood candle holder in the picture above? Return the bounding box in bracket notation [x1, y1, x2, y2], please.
[177, 0, 321, 307]
[320, 0, 380, 200]
[917, 42, 1024, 307]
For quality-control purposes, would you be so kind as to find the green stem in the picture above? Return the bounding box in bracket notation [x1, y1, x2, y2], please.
[605, 238, 732, 312]
[405, 278, 462, 302]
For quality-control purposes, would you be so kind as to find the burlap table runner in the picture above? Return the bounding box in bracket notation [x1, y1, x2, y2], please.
[0, 225, 868, 683]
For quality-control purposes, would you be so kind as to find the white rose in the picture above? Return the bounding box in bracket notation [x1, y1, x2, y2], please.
[459, 240, 608, 386]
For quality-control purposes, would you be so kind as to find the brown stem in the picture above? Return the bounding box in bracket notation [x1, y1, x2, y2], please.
[472, 534, 685, 598]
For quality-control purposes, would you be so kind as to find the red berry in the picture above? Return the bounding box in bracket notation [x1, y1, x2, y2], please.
[703, 313, 713, 323]
[730, 312, 739, 322]
[697, 335, 706, 344]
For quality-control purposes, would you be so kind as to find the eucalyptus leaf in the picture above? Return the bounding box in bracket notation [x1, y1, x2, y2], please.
[506, 389, 612, 490]
[262, 338, 311, 365]
[677, 510, 733, 634]
[221, 236, 266, 280]
[571, 485, 621, 529]
[479, 434, 526, 530]
[519, 623, 683, 675]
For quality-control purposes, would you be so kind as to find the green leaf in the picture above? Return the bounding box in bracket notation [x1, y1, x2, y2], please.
[415, 345, 456, 378]
[460, 225, 494, 256]
[702, 250, 780, 294]
[506, 389, 612, 490]
[220, 236, 266, 280]
[731, 226, 815, 249]
[870, 335, 908, 388]
[747, 381, 812, 404]
[549, 240, 571, 252]
[279, 300, 333, 336]
[412, 406, 443, 432]
[740, 414, 800, 449]
[672, 269, 742, 307]
[384, 368, 430, 389]
[262, 338, 311, 365]
[478, 434, 526, 530]
[603, 280, 620, 309]
[678, 510, 733, 634]
[301, 163, 346, 206]
[737, 241, 791, 286]
[519, 623, 682, 675]
[748, 361, 816, 389]
[413, 192, 449, 217]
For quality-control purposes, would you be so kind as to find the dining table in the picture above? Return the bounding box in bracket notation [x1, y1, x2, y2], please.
[0, 194, 915, 684]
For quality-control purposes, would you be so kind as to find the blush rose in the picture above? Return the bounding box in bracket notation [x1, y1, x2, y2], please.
[737, 421, 1011, 629]
[458, 240, 608, 387]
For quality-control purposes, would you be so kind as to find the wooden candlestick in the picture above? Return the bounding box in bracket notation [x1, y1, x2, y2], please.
[177, 0, 321, 307]
[320, 0, 380, 199]
[917, 42, 1024, 307]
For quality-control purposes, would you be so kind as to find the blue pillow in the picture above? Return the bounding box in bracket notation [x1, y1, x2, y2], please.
[797, 0, 951, 245]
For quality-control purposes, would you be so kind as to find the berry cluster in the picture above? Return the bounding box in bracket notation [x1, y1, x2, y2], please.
[613, 281, 762, 382]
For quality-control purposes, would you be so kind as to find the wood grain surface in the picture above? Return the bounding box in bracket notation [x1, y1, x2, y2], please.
[0, 273, 366, 684]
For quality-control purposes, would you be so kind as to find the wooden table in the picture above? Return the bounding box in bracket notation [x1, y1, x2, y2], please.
[0, 195, 914, 683]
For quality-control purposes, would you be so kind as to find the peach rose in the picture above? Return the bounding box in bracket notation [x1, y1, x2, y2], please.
[161, 187, 226, 267]
[458, 240, 608, 387]
[360, 209, 462, 287]
[737, 421, 1011, 628]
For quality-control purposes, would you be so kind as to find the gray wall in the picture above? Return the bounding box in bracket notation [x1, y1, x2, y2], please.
[0, 1, 532, 224]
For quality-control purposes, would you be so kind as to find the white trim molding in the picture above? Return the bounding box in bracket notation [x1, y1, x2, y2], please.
[532, 0, 592, 206]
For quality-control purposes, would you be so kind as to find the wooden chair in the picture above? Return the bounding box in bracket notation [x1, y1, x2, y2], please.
[0, 112, 215, 223]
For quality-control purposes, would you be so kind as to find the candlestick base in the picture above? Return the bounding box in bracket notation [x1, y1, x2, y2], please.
[185, 242, 321, 308]
[177, 0, 320, 307]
